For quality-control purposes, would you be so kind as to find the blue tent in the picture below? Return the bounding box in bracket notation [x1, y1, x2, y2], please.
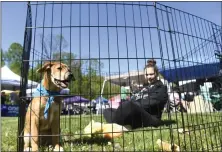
[95, 96, 109, 104]
[159, 62, 220, 82]
[63, 96, 90, 104]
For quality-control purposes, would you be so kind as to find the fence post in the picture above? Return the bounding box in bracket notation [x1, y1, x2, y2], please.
[18, 2, 32, 152]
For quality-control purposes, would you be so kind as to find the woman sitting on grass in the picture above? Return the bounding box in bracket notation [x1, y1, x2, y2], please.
[103, 59, 175, 129]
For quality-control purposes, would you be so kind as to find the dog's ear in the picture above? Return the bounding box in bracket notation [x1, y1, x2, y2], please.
[36, 62, 54, 73]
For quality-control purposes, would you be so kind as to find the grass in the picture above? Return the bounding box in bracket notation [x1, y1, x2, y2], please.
[1, 112, 222, 151]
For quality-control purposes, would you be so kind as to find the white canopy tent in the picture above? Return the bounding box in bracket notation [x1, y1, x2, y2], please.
[106, 70, 145, 86]
[1, 65, 39, 90]
[105, 70, 168, 87]
[102, 70, 170, 94]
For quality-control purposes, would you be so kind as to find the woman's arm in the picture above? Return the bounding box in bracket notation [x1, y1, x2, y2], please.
[141, 85, 168, 107]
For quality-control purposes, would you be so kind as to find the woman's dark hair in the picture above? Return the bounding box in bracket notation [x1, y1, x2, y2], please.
[144, 59, 159, 74]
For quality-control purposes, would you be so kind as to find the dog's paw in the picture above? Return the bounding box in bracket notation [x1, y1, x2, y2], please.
[53, 145, 64, 152]
[24, 147, 32, 152]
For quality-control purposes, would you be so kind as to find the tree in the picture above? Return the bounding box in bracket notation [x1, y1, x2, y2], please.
[85, 59, 104, 76]
[73, 59, 118, 100]
[52, 52, 79, 67]
[103, 81, 120, 99]
[39, 34, 68, 59]
[4, 43, 23, 75]
[28, 64, 42, 83]
[1, 49, 5, 67]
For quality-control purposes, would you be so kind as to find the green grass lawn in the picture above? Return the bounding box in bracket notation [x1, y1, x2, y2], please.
[1, 112, 222, 151]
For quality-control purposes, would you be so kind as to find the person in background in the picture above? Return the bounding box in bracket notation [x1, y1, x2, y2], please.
[60, 88, 70, 114]
[9, 91, 17, 105]
[167, 87, 188, 113]
[1, 92, 6, 105]
[215, 50, 222, 76]
[120, 82, 129, 103]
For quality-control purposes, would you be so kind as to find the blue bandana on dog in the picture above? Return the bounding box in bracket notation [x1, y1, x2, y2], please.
[33, 82, 60, 119]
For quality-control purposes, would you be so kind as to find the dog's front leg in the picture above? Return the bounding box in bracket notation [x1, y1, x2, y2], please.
[30, 117, 39, 152]
[51, 113, 63, 151]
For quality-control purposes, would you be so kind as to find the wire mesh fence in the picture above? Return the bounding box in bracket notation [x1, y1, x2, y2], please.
[18, 1, 222, 152]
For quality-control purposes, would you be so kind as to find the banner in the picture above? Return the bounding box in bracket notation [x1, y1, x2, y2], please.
[1, 105, 28, 117]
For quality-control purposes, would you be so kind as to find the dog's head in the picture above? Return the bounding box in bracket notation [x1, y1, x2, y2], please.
[37, 62, 75, 90]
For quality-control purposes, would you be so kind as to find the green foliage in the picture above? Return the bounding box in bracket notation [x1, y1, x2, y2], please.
[67, 59, 120, 100]
[1, 49, 5, 67]
[5, 43, 23, 63]
[52, 51, 81, 69]
[67, 60, 119, 99]
[103, 81, 120, 99]
[39, 34, 68, 58]
[3, 43, 23, 75]
[28, 64, 42, 83]
[9, 62, 22, 76]
[2, 113, 222, 152]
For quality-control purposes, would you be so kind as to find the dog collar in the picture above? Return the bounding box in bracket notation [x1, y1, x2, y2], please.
[33, 82, 60, 119]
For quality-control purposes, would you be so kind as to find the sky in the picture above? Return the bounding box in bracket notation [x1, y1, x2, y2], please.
[1, 1, 222, 74]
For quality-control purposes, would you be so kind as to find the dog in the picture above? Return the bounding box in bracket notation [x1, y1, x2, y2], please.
[23, 62, 74, 152]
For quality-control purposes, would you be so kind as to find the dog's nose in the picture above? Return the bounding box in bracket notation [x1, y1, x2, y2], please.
[68, 73, 75, 81]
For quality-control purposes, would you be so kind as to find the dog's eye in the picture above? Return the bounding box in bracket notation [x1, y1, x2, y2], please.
[57, 67, 62, 70]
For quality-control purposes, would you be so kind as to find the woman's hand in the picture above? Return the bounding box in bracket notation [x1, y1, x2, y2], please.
[141, 88, 148, 92]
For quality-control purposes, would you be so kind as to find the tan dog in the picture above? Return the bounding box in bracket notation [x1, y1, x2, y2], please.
[23, 62, 74, 152]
